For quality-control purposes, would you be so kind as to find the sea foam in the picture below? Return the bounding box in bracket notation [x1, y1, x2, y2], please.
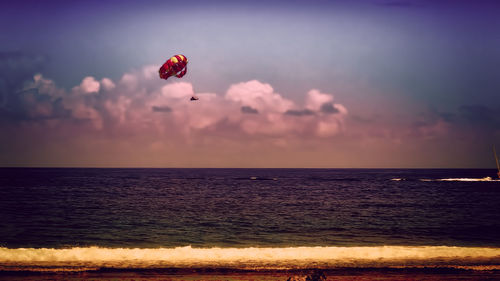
[1, 246, 499, 270]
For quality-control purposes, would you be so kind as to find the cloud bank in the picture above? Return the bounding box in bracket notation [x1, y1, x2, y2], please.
[1, 61, 497, 168]
[3, 65, 348, 142]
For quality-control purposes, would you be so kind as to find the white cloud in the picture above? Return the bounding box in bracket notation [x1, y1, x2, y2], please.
[306, 89, 334, 111]
[225, 80, 294, 113]
[73, 76, 100, 94]
[101, 78, 115, 91]
[161, 82, 194, 99]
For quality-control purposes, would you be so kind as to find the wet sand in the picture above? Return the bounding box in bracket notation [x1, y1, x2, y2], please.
[1, 268, 500, 281]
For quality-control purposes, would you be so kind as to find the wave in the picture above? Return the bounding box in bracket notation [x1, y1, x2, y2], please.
[391, 177, 500, 182]
[435, 177, 500, 182]
[420, 177, 500, 181]
[1, 246, 499, 272]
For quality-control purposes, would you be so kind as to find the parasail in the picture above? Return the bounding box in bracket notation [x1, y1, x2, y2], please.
[158, 54, 188, 80]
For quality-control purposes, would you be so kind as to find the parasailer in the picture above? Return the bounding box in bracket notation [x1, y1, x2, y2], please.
[159, 54, 188, 80]
[159, 54, 197, 101]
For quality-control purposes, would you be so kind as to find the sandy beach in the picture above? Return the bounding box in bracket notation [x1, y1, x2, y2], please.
[2, 268, 500, 281]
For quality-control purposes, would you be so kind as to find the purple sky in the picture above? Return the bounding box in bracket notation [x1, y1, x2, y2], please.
[1, 0, 499, 167]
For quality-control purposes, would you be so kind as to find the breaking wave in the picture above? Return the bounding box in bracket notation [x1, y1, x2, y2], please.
[1, 246, 499, 272]
[391, 177, 500, 182]
[421, 177, 500, 182]
[434, 177, 500, 182]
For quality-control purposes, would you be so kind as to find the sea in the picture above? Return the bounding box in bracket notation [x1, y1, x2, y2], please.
[0, 168, 500, 277]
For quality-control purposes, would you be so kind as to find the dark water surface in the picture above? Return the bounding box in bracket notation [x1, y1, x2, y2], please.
[1, 168, 499, 249]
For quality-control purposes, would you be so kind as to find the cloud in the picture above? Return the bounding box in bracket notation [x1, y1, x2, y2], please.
[19, 63, 496, 151]
[73, 77, 100, 94]
[226, 80, 294, 113]
[241, 106, 258, 114]
[305, 89, 333, 111]
[284, 109, 315, 116]
[0, 52, 47, 112]
[414, 105, 500, 134]
[101, 78, 116, 91]
[152, 105, 172, 113]
[320, 103, 340, 114]
[2, 63, 497, 168]
[348, 103, 500, 145]
[0, 65, 349, 147]
[161, 82, 194, 99]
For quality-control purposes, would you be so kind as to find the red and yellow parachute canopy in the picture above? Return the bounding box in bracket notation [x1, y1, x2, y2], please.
[159, 54, 188, 80]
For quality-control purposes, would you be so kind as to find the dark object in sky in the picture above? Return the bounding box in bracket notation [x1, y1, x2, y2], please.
[159, 54, 188, 80]
[190, 96, 199, 101]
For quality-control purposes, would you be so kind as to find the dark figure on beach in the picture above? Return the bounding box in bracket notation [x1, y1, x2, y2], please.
[287, 270, 326, 281]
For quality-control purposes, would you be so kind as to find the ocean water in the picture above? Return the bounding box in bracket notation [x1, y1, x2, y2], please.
[0, 168, 499, 272]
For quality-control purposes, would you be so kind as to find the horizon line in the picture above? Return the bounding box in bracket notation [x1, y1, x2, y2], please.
[0, 166, 497, 170]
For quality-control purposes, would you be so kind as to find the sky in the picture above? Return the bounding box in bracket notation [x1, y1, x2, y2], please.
[0, 0, 499, 168]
